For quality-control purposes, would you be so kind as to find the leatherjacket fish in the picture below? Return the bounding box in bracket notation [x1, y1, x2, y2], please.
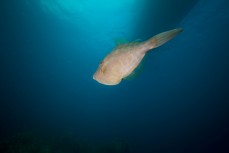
[93, 28, 183, 85]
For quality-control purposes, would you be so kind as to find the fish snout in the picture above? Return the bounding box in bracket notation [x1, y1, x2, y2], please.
[93, 73, 97, 80]
[93, 71, 100, 81]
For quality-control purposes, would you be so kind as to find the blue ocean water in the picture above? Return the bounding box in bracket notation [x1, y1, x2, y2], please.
[0, 0, 229, 153]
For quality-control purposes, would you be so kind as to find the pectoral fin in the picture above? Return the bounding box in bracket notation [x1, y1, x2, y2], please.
[124, 56, 146, 80]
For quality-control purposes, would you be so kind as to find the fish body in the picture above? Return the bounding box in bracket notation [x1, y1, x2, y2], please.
[93, 28, 183, 85]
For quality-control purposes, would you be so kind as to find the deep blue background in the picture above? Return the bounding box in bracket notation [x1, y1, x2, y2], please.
[0, 0, 229, 152]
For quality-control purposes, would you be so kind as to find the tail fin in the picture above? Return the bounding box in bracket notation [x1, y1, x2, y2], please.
[147, 28, 183, 50]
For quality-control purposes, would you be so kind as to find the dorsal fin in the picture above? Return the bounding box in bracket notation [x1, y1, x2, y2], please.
[114, 38, 129, 46]
[114, 38, 142, 50]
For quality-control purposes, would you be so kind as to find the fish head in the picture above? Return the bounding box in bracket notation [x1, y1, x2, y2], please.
[93, 60, 121, 85]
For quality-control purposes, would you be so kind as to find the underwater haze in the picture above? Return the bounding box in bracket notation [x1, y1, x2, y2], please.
[1, 0, 229, 153]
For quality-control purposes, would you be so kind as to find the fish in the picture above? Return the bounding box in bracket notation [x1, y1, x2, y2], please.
[93, 28, 183, 85]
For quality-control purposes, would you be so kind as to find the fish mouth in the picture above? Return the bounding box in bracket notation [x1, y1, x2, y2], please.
[93, 73, 97, 81]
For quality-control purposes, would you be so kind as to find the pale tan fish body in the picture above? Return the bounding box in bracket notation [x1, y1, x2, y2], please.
[93, 28, 183, 85]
